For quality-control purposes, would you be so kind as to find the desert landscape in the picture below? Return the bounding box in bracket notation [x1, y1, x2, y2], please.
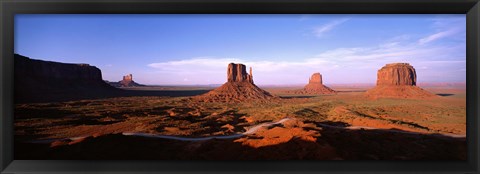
[13, 14, 467, 160]
[14, 54, 466, 160]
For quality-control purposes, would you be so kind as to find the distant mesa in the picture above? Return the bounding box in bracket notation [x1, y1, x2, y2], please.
[108, 74, 145, 87]
[289, 72, 336, 95]
[365, 63, 435, 99]
[194, 63, 276, 102]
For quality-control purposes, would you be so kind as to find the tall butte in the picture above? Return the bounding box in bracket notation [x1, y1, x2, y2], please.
[365, 63, 435, 99]
[194, 63, 275, 102]
[293, 72, 336, 94]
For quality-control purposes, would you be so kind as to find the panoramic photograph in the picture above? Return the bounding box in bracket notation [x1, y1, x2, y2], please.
[14, 14, 466, 160]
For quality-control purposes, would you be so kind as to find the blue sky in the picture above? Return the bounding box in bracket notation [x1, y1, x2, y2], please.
[15, 14, 466, 85]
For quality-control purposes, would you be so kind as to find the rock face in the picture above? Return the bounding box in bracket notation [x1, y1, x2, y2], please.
[124, 74, 133, 81]
[377, 63, 416, 86]
[194, 63, 275, 102]
[15, 54, 104, 83]
[309, 73, 323, 84]
[290, 73, 336, 95]
[227, 63, 254, 83]
[365, 63, 435, 99]
[108, 74, 145, 87]
[14, 54, 118, 103]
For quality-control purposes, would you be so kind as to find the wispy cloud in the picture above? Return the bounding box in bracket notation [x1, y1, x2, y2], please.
[418, 16, 465, 45]
[313, 18, 349, 38]
[418, 28, 461, 45]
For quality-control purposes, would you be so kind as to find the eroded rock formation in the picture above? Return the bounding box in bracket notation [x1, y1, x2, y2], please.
[289, 72, 336, 95]
[377, 63, 416, 86]
[14, 54, 118, 103]
[194, 63, 275, 102]
[109, 74, 145, 87]
[309, 73, 323, 84]
[227, 63, 254, 83]
[365, 63, 435, 99]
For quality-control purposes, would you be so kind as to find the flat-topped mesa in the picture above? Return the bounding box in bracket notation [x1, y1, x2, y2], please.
[309, 73, 323, 84]
[377, 63, 416, 86]
[227, 63, 254, 83]
[14, 54, 118, 103]
[365, 63, 435, 99]
[193, 63, 275, 102]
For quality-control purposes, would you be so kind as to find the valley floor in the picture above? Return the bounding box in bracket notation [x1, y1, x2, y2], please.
[14, 86, 466, 160]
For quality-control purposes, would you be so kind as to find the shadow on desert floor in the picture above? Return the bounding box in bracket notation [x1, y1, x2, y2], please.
[15, 89, 211, 104]
[436, 93, 455, 97]
[15, 120, 466, 160]
[279, 96, 316, 99]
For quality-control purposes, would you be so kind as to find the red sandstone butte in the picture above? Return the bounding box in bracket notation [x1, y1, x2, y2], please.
[194, 63, 275, 102]
[291, 73, 336, 95]
[365, 63, 435, 99]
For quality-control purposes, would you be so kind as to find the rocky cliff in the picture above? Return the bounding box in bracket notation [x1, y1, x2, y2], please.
[365, 63, 434, 99]
[309, 73, 323, 84]
[14, 54, 118, 103]
[227, 63, 254, 83]
[194, 63, 275, 102]
[377, 63, 416, 86]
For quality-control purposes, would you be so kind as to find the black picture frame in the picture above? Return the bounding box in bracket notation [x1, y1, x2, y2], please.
[1, 0, 479, 173]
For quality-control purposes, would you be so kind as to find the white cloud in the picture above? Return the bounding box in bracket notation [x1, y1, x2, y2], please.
[313, 18, 349, 38]
[418, 16, 465, 45]
[418, 28, 460, 45]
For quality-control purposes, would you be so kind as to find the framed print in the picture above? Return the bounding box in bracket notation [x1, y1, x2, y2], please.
[1, 0, 479, 173]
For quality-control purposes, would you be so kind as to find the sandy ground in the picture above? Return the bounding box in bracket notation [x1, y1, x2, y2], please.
[14, 85, 466, 160]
